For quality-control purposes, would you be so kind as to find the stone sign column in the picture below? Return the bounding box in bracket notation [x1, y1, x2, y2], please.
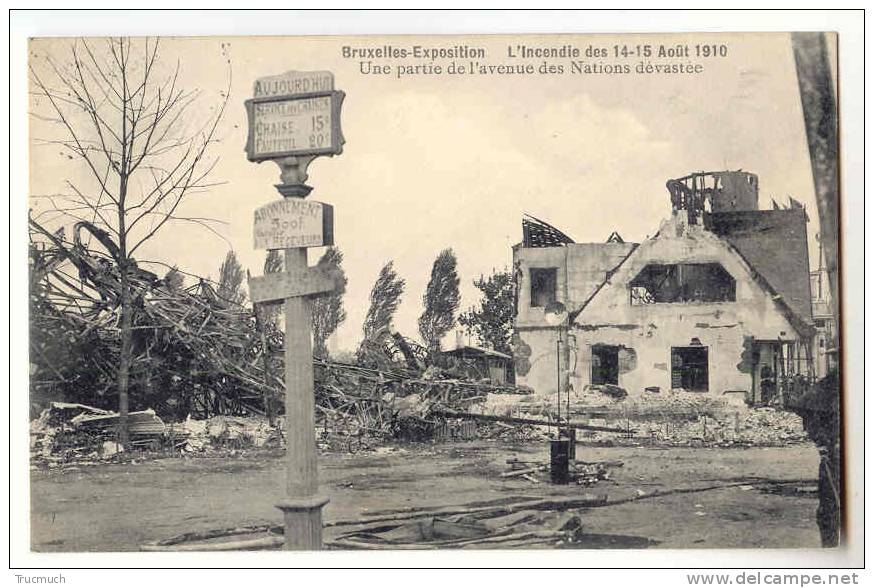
[244, 71, 345, 550]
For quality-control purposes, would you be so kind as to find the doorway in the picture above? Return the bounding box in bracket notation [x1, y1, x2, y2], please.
[671, 346, 709, 391]
[591, 345, 619, 385]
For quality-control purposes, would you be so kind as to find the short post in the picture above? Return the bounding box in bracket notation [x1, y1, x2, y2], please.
[244, 70, 345, 550]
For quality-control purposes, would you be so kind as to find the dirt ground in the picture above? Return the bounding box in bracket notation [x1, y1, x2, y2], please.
[30, 441, 823, 551]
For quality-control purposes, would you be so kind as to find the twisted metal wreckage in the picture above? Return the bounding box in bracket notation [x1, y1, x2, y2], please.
[28, 216, 527, 447]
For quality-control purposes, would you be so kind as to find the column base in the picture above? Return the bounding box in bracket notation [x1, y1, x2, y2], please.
[276, 495, 330, 550]
[275, 495, 330, 512]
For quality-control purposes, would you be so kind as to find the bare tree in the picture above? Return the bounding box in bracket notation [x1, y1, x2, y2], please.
[29, 37, 230, 446]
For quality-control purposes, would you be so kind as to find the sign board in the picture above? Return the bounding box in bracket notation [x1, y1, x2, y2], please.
[248, 266, 336, 304]
[245, 71, 345, 161]
[253, 70, 335, 98]
[253, 199, 334, 250]
[243, 69, 345, 550]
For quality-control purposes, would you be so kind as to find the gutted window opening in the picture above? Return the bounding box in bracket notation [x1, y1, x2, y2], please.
[530, 267, 557, 308]
[591, 345, 619, 385]
[752, 340, 816, 405]
[671, 346, 709, 391]
[629, 263, 736, 305]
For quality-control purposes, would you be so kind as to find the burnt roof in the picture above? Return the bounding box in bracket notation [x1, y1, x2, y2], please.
[705, 208, 813, 327]
[522, 214, 575, 247]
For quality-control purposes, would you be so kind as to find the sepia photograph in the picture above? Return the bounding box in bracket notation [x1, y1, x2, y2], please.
[9, 9, 864, 572]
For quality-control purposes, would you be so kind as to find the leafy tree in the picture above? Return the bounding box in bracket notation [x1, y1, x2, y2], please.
[252, 249, 284, 424]
[163, 267, 184, 291]
[360, 261, 405, 347]
[312, 247, 348, 358]
[264, 249, 283, 274]
[458, 268, 516, 354]
[418, 248, 460, 352]
[29, 38, 229, 446]
[217, 250, 245, 305]
[258, 249, 284, 328]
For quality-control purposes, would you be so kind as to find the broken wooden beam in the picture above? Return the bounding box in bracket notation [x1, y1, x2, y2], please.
[324, 494, 609, 529]
[431, 409, 634, 434]
[500, 466, 546, 478]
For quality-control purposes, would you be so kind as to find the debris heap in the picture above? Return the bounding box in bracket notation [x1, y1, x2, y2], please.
[31, 217, 526, 418]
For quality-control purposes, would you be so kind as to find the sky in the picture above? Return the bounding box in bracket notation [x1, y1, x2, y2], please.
[28, 33, 827, 352]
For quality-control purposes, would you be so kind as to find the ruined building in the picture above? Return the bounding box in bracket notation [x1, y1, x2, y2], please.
[513, 171, 817, 405]
[810, 246, 838, 377]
